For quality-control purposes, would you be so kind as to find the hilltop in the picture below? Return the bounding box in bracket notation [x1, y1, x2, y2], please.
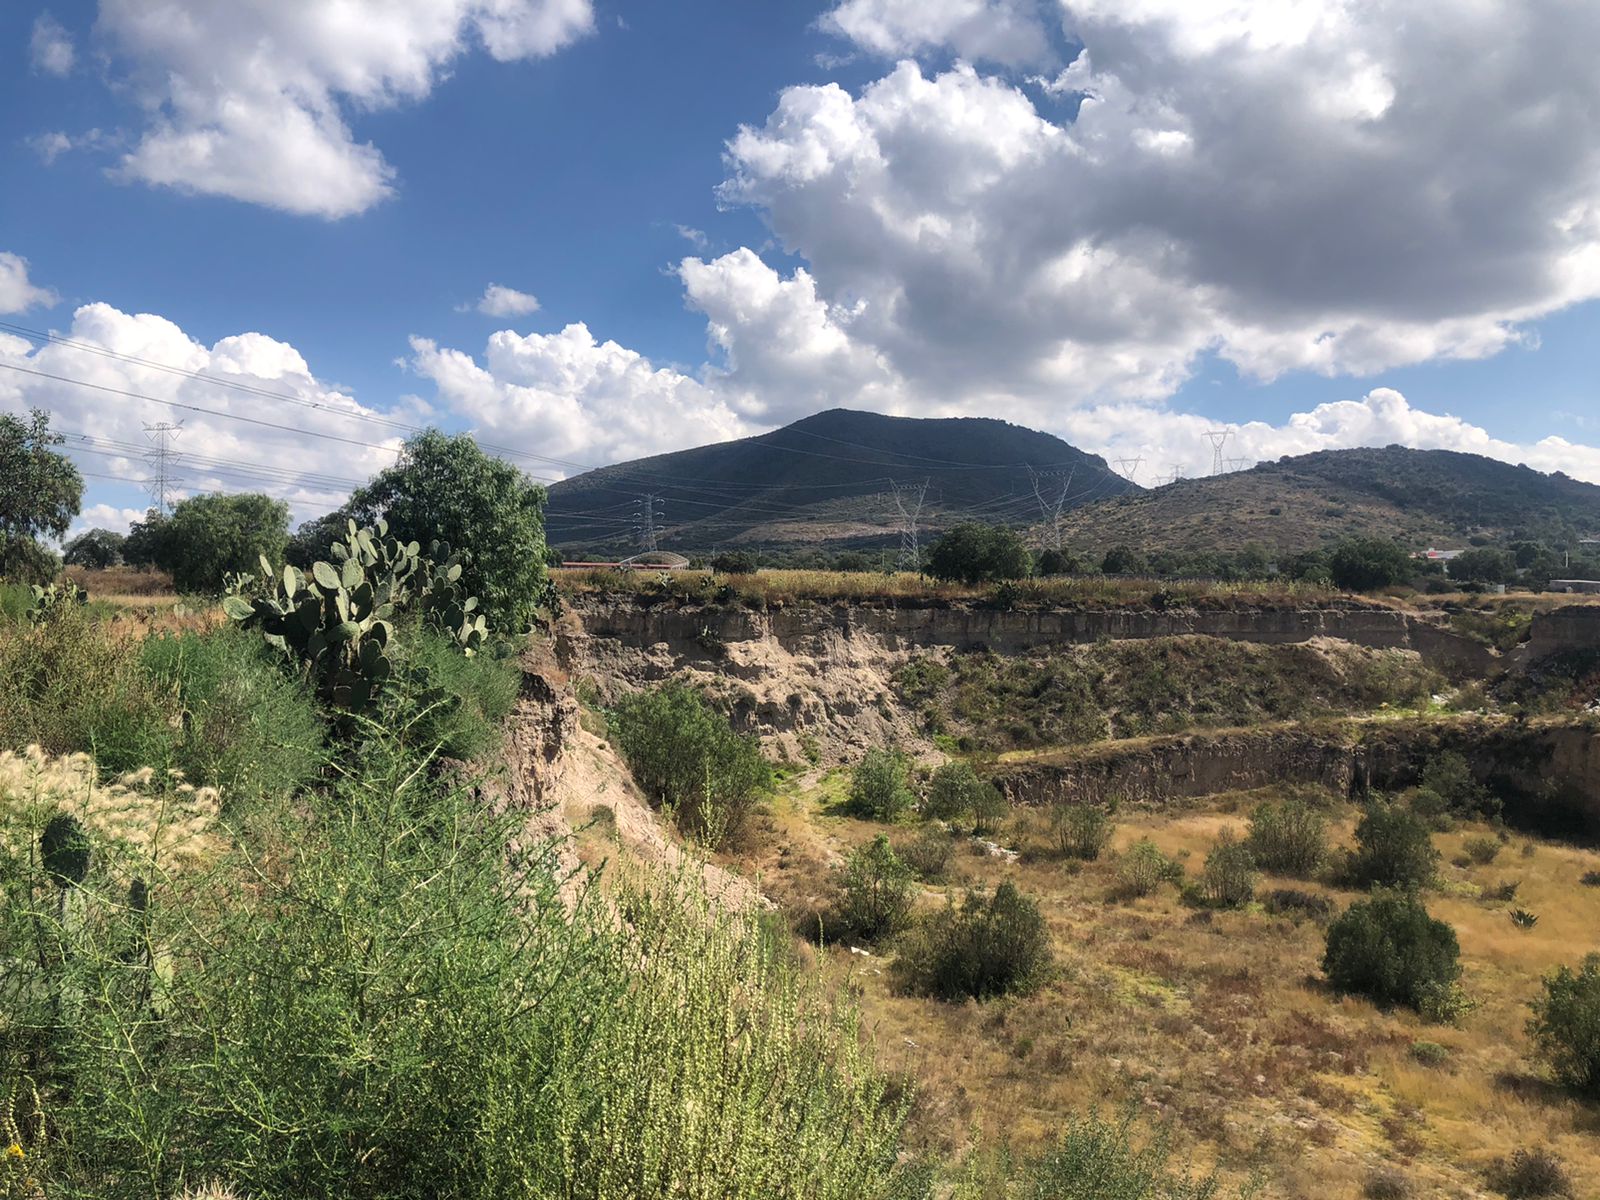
[544, 408, 1135, 554]
[1056, 445, 1600, 555]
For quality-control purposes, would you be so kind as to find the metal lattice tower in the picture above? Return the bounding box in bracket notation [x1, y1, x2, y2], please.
[1028, 464, 1076, 551]
[633, 493, 664, 554]
[890, 479, 929, 573]
[1203, 430, 1231, 476]
[142, 421, 184, 514]
[1225, 456, 1251, 473]
[1113, 456, 1144, 483]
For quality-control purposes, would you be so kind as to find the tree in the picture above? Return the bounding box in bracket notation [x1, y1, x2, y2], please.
[122, 508, 170, 568]
[924, 522, 1031, 584]
[0, 408, 82, 582]
[1447, 547, 1513, 586]
[1323, 891, 1461, 1015]
[63, 528, 126, 569]
[833, 835, 916, 943]
[849, 749, 916, 821]
[710, 551, 759, 575]
[1328, 537, 1413, 591]
[1100, 545, 1148, 576]
[155, 493, 291, 593]
[891, 882, 1052, 1001]
[1347, 801, 1439, 889]
[349, 430, 550, 630]
[1527, 953, 1600, 1099]
[285, 506, 355, 568]
[923, 760, 992, 823]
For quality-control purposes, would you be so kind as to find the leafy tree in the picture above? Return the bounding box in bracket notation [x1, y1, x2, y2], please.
[923, 760, 994, 823]
[611, 681, 771, 846]
[155, 493, 291, 593]
[121, 508, 169, 568]
[349, 430, 550, 630]
[1247, 797, 1329, 877]
[849, 749, 916, 821]
[1101, 545, 1149, 576]
[1197, 830, 1258, 908]
[924, 522, 1031, 584]
[1347, 801, 1439, 889]
[711, 551, 759, 575]
[1034, 548, 1069, 576]
[1527, 953, 1600, 1099]
[1323, 891, 1461, 1015]
[0, 408, 82, 582]
[285, 506, 355, 567]
[1048, 801, 1116, 861]
[62, 528, 126, 569]
[1328, 537, 1413, 591]
[1448, 547, 1514, 585]
[833, 834, 916, 944]
[892, 882, 1052, 1001]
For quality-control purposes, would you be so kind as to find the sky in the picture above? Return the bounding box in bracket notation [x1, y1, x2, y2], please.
[3, 0, 1600, 538]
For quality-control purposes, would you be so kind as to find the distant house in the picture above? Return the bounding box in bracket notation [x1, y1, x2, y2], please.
[1414, 547, 1464, 562]
[1549, 579, 1600, 594]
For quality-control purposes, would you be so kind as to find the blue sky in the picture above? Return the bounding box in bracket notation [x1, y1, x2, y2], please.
[2, 0, 1599, 534]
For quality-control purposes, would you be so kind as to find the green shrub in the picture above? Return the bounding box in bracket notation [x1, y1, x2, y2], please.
[1420, 751, 1498, 820]
[1323, 891, 1461, 1015]
[1460, 834, 1502, 865]
[1246, 798, 1327, 877]
[1408, 1040, 1451, 1067]
[1115, 840, 1180, 899]
[924, 760, 990, 823]
[833, 835, 916, 944]
[611, 681, 772, 847]
[151, 492, 292, 593]
[1328, 537, 1412, 591]
[850, 749, 916, 822]
[392, 628, 520, 762]
[1484, 1148, 1572, 1199]
[1526, 953, 1600, 1100]
[1048, 801, 1116, 861]
[970, 785, 1009, 838]
[1197, 831, 1257, 909]
[924, 523, 1031, 585]
[1363, 1168, 1412, 1200]
[897, 826, 956, 882]
[997, 1107, 1245, 1199]
[892, 882, 1051, 1001]
[1262, 888, 1334, 923]
[1347, 802, 1439, 889]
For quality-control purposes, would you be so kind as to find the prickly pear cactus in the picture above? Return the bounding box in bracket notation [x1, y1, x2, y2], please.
[224, 518, 490, 711]
[26, 580, 87, 624]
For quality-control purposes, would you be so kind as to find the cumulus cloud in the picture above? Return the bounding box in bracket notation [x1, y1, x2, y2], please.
[0, 303, 407, 521]
[1059, 388, 1600, 487]
[0, 253, 57, 314]
[728, 1, 1600, 419]
[69, 504, 149, 539]
[407, 324, 750, 469]
[464, 284, 541, 318]
[820, 0, 1056, 68]
[30, 13, 75, 75]
[91, 0, 595, 218]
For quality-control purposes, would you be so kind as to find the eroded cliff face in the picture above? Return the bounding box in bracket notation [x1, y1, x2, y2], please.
[555, 596, 1495, 764]
[1524, 604, 1600, 661]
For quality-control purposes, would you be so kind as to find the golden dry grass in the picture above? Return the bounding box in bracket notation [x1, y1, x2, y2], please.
[741, 776, 1600, 1199]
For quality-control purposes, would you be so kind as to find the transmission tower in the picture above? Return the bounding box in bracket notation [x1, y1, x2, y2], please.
[1113, 456, 1144, 483]
[1225, 456, 1251, 473]
[142, 421, 184, 514]
[890, 479, 929, 573]
[1203, 430, 1231, 476]
[1028, 464, 1075, 551]
[633, 493, 665, 554]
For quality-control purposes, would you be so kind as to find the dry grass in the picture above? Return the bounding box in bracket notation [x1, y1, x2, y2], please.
[739, 776, 1600, 1198]
[555, 567, 1349, 611]
[66, 566, 175, 596]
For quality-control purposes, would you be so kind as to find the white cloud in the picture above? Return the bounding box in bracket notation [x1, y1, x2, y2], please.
[407, 323, 750, 470]
[730, 3, 1600, 417]
[821, 0, 1055, 68]
[464, 283, 541, 318]
[1059, 388, 1600, 487]
[30, 13, 75, 75]
[0, 303, 407, 521]
[0, 253, 57, 314]
[92, 0, 595, 218]
[69, 504, 148, 539]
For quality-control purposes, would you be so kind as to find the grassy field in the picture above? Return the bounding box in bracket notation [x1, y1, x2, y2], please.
[736, 772, 1600, 1199]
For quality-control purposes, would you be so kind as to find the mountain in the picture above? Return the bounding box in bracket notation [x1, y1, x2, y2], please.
[544, 409, 1136, 554]
[1056, 446, 1600, 555]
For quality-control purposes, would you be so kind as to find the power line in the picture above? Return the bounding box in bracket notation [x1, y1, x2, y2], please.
[142, 421, 184, 515]
[1204, 430, 1231, 476]
[889, 479, 929, 572]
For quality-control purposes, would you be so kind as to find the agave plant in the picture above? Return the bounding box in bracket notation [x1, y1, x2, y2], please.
[1510, 909, 1539, 930]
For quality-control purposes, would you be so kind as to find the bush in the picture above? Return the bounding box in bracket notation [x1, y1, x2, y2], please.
[1115, 839, 1181, 899]
[348, 429, 552, 631]
[1328, 537, 1412, 591]
[151, 493, 292, 593]
[1364, 1168, 1412, 1200]
[1526, 953, 1600, 1099]
[1484, 1148, 1573, 1198]
[1197, 831, 1257, 909]
[710, 551, 759, 575]
[833, 835, 916, 944]
[896, 826, 956, 882]
[999, 1108, 1247, 1200]
[1461, 834, 1502, 865]
[1323, 891, 1461, 1015]
[923, 760, 992, 823]
[892, 882, 1052, 1001]
[1419, 750, 1497, 820]
[1347, 802, 1439, 889]
[971, 785, 1009, 838]
[850, 749, 916, 822]
[1246, 798, 1328, 877]
[1408, 1040, 1451, 1067]
[391, 628, 520, 762]
[611, 681, 772, 847]
[1048, 801, 1116, 861]
[924, 523, 1031, 585]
